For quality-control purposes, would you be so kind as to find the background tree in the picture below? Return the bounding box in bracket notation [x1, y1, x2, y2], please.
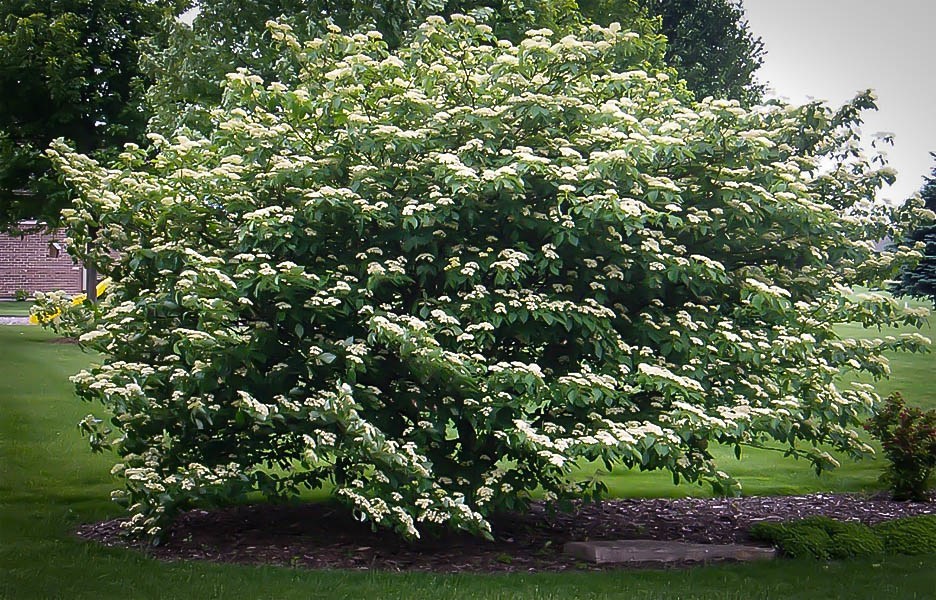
[891, 154, 936, 303]
[579, 0, 766, 104]
[0, 0, 178, 231]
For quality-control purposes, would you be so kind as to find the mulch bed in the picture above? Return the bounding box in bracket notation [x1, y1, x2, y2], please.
[75, 492, 936, 573]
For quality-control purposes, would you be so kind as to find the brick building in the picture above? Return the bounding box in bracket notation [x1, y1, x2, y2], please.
[0, 223, 84, 299]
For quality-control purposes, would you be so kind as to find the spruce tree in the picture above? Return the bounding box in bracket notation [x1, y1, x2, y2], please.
[892, 155, 936, 303]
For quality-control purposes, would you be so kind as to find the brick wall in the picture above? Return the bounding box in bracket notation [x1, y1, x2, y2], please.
[0, 225, 84, 298]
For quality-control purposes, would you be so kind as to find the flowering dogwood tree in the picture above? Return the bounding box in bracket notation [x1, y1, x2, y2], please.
[45, 16, 931, 541]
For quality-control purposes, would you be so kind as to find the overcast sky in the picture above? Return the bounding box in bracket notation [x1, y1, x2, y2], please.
[743, 0, 935, 203]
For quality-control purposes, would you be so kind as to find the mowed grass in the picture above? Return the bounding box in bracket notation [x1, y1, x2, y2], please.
[1, 313, 934, 599]
[0, 301, 33, 316]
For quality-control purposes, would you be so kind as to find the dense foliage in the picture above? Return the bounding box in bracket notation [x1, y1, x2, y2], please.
[0, 0, 176, 230]
[44, 17, 930, 541]
[865, 393, 936, 501]
[890, 155, 936, 303]
[582, 0, 765, 104]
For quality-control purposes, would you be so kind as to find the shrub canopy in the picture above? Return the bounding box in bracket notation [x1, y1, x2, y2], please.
[48, 16, 931, 540]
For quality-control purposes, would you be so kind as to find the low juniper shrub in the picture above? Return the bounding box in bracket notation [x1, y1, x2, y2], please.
[749, 517, 882, 560]
[752, 514, 936, 559]
[873, 514, 936, 555]
[749, 520, 832, 560]
[798, 516, 884, 559]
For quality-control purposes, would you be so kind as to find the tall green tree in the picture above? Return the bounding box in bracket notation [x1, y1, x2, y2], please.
[580, 0, 766, 104]
[891, 155, 936, 303]
[0, 0, 177, 231]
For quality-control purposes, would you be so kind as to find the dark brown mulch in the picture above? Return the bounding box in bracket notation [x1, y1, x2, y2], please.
[75, 493, 936, 573]
[48, 337, 78, 344]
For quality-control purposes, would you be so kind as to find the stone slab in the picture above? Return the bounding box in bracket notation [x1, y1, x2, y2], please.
[563, 540, 776, 565]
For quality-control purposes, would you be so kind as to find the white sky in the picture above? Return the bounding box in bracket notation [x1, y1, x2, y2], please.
[743, 0, 935, 203]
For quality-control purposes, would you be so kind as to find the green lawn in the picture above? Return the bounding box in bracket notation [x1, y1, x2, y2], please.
[0, 301, 33, 316]
[1, 318, 934, 599]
